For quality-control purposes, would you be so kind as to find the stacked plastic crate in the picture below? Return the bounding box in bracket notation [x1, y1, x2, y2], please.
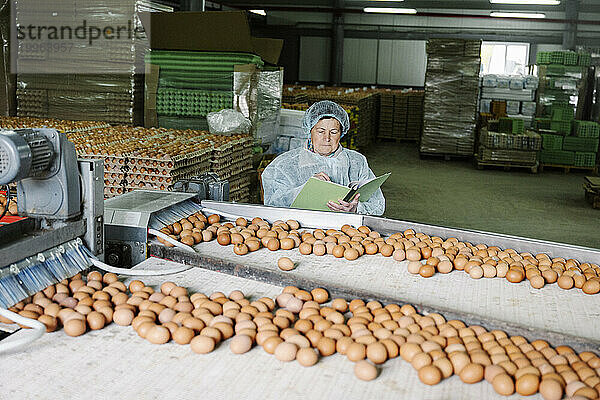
[420, 39, 482, 157]
[535, 51, 597, 169]
[146, 51, 264, 130]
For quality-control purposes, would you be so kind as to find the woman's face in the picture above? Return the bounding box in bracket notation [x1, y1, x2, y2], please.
[310, 118, 342, 156]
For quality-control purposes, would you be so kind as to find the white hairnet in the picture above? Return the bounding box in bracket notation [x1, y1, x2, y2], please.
[261, 147, 385, 216]
[302, 100, 350, 137]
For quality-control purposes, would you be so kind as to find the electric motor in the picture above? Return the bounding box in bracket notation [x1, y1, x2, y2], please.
[0, 129, 54, 184]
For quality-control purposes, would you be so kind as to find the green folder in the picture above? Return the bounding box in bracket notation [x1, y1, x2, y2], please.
[291, 173, 390, 212]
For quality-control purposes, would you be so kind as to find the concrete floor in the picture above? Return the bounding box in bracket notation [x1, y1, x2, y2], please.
[364, 142, 599, 250]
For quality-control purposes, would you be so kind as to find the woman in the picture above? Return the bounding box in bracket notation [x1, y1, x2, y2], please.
[262, 100, 385, 215]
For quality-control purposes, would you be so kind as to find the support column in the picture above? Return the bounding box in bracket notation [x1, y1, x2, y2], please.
[330, 0, 344, 85]
[563, 0, 579, 50]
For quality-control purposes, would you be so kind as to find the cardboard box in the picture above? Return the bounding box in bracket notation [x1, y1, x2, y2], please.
[139, 11, 283, 65]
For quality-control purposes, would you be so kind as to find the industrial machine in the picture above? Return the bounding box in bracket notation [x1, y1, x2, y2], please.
[173, 172, 230, 202]
[103, 189, 202, 268]
[0, 128, 104, 307]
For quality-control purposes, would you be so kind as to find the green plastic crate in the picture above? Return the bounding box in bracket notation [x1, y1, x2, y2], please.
[550, 105, 574, 121]
[535, 118, 552, 130]
[550, 51, 565, 65]
[564, 52, 579, 66]
[541, 134, 564, 150]
[499, 117, 524, 134]
[540, 150, 575, 165]
[574, 121, 600, 138]
[550, 120, 572, 135]
[578, 53, 591, 67]
[562, 136, 599, 152]
[536, 51, 551, 65]
[574, 152, 597, 168]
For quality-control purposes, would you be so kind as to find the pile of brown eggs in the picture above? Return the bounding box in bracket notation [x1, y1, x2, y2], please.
[3, 271, 600, 399]
[157, 213, 600, 296]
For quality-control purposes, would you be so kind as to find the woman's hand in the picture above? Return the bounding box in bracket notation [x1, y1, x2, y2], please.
[313, 172, 331, 182]
[327, 194, 360, 213]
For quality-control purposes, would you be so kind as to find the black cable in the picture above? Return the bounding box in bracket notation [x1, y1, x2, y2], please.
[0, 185, 10, 221]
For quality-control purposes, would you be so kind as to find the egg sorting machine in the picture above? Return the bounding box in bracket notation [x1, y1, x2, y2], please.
[0, 128, 104, 307]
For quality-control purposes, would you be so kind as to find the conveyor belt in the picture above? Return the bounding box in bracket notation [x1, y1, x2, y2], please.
[150, 241, 600, 354]
[1, 258, 544, 400]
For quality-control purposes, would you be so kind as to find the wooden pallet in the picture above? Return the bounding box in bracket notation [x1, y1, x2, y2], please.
[539, 163, 599, 174]
[419, 152, 472, 161]
[475, 159, 539, 173]
[378, 137, 419, 143]
[584, 187, 600, 209]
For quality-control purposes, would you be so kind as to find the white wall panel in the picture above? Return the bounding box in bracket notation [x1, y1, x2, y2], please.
[342, 38, 378, 84]
[299, 36, 331, 82]
[377, 40, 426, 87]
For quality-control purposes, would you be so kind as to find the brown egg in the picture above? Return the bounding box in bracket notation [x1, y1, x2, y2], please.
[172, 326, 195, 345]
[275, 342, 298, 361]
[298, 242, 312, 255]
[317, 337, 336, 356]
[364, 243, 378, 255]
[492, 373, 515, 396]
[37, 314, 58, 332]
[407, 261, 422, 274]
[86, 311, 106, 330]
[230, 334, 253, 354]
[332, 245, 345, 258]
[406, 248, 421, 261]
[146, 325, 171, 344]
[419, 365, 442, 385]
[207, 214, 220, 224]
[296, 347, 319, 367]
[354, 360, 378, 381]
[190, 335, 215, 354]
[516, 374, 539, 396]
[64, 318, 86, 337]
[233, 243, 249, 256]
[539, 378, 564, 400]
[557, 275, 574, 290]
[267, 238, 280, 251]
[231, 233, 244, 245]
[380, 244, 394, 257]
[313, 244, 327, 256]
[280, 238, 295, 250]
[202, 230, 213, 242]
[344, 248, 359, 261]
[113, 308, 135, 326]
[217, 234, 231, 246]
[263, 336, 283, 354]
[278, 257, 296, 271]
[506, 269, 525, 283]
[419, 265, 436, 278]
[392, 249, 406, 261]
[311, 288, 329, 304]
[460, 363, 484, 384]
[366, 342, 388, 364]
[347, 342, 367, 361]
[582, 279, 600, 295]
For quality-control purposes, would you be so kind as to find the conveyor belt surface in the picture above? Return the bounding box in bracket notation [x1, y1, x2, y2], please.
[1, 258, 543, 400]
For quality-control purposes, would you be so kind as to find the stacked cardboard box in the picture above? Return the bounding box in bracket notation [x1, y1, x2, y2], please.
[14, 0, 171, 125]
[476, 122, 541, 167]
[0, 0, 15, 116]
[421, 39, 482, 156]
[377, 90, 424, 141]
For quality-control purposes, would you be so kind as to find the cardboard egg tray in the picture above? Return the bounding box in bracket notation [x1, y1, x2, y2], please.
[0, 116, 110, 133]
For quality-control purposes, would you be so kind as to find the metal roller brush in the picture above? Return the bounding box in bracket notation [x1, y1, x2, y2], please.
[0, 239, 91, 309]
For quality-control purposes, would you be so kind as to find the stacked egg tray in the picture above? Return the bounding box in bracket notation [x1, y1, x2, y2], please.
[63, 126, 253, 198]
[477, 146, 538, 165]
[156, 88, 234, 118]
[0, 116, 110, 133]
[377, 90, 424, 142]
[421, 39, 482, 157]
[479, 129, 541, 152]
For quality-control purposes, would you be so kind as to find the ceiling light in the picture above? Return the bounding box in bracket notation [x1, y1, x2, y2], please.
[490, 12, 546, 18]
[490, 0, 559, 4]
[363, 7, 417, 14]
[249, 9, 266, 16]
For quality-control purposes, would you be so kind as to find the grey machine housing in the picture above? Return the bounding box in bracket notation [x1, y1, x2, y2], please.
[0, 128, 80, 219]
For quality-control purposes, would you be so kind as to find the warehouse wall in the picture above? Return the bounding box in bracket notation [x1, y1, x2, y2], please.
[268, 8, 600, 86]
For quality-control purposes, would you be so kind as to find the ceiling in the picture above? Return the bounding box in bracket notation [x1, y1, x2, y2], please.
[217, 0, 600, 13]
